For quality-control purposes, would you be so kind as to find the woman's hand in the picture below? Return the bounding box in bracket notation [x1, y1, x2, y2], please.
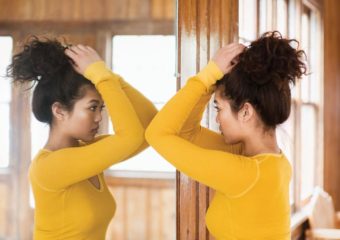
[212, 43, 245, 74]
[65, 44, 102, 75]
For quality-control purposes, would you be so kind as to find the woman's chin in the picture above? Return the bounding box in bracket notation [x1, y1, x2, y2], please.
[80, 135, 96, 143]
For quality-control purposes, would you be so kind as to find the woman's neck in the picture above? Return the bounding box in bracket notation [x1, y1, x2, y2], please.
[44, 127, 79, 151]
[242, 128, 280, 157]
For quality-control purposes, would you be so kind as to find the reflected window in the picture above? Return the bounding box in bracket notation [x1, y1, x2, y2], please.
[30, 112, 49, 159]
[0, 36, 13, 168]
[110, 35, 176, 173]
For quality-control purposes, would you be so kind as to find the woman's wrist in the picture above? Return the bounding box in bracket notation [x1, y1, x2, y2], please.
[196, 61, 224, 88]
[84, 61, 114, 86]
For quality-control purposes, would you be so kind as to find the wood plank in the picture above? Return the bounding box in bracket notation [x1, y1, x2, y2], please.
[0, 0, 175, 22]
[0, 184, 8, 237]
[151, 0, 164, 19]
[177, 0, 238, 239]
[103, 0, 129, 20]
[150, 189, 161, 239]
[45, 0, 63, 20]
[106, 177, 175, 239]
[0, 20, 174, 36]
[165, 0, 175, 20]
[324, 0, 340, 211]
[162, 188, 176, 240]
[106, 187, 125, 240]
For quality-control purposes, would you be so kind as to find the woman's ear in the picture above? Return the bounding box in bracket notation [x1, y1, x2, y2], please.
[51, 102, 67, 121]
[238, 102, 254, 122]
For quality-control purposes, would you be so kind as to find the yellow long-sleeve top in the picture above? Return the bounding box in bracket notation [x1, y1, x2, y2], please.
[29, 61, 157, 240]
[146, 61, 292, 239]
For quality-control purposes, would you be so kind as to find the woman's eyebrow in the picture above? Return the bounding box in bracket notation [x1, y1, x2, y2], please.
[88, 99, 101, 104]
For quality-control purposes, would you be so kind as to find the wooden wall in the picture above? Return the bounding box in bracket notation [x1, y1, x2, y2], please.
[0, 0, 174, 22]
[177, 0, 238, 239]
[324, 0, 340, 211]
[105, 177, 176, 240]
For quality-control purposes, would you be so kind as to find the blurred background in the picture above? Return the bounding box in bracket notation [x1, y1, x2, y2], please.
[0, 0, 339, 239]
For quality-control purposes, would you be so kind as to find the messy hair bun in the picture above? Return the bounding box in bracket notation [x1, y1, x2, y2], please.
[8, 36, 70, 83]
[216, 31, 307, 128]
[238, 31, 306, 87]
[7, 36, 94, 124]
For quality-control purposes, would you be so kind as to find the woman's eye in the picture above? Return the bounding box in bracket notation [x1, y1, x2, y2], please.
[100, 105, 105, 111]
[90, 106, 97, 111]
[214, 106, 220, 112]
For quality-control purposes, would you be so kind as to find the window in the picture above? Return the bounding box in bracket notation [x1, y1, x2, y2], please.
[30, 112, 49, 159]
[0, 36, 13, 168]
[30, 111, 49, 208]
[276, 0, 288, 36]
[239, 0, 323, 210]
[239, 0, 257, 43]
[299, 6, 322, 201]
[110, 35, 176, 173]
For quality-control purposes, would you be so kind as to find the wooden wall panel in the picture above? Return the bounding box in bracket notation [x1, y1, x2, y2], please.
[0, 0, 175, 22]
[151, 0, 174, 20]
[177, 0, 238, 239]
[0, 183, 8, 237]
[105, 177, 176, 240]
[324, 0, 340, 211]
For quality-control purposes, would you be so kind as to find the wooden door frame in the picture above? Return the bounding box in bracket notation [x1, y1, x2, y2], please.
[176, 0, 238, 239]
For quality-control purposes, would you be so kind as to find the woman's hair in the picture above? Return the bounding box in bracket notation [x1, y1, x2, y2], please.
[7, 36, 94, 124]
[216, 31, 307, 129]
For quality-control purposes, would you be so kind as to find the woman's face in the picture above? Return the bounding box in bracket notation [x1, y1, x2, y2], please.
[214, 87, 244, 144]
[63, 86, 104, 142]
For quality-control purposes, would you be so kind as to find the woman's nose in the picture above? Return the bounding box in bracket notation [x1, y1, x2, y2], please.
[95, 111, 102, 123]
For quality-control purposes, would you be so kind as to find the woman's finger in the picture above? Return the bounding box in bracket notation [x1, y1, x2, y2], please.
[86, 46, 96, 53]
[69, 45, 83, 55]
[77, 44, 88, 52]
[65, 48, 78, 59]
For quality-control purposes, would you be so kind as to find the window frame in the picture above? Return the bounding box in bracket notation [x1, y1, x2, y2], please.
[238, 0, 323, 213]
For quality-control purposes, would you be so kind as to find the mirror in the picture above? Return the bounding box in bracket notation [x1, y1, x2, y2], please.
[0, 0, 176, 239]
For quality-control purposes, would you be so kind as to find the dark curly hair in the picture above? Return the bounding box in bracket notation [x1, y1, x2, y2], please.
[216, 31, 307, 128]
[7, 36, 95, 124]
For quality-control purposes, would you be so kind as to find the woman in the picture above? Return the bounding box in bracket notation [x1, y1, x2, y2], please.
[7, 37, 157, 239]
[146, 32, 306, 239]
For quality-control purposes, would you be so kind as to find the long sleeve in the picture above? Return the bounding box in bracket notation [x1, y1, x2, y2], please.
[146, 62, 259, 197]
[117, 77, 158, 156]
[30, 61, 144, 191]
[85, 76, 158, 158]
[178, 78, 242, 153]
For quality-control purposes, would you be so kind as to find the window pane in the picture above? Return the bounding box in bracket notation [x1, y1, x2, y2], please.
[0, 105, 10, 167]
[110, 35, 176, 172]
[0, 36, 12, 102]
[300, 105, 317, 200]
[30, 91, 49, 209]
[31, 112, 49, 159]
[239, 0, 257, 41]
[112, 35, 176, 103]
[0, 36, 13, 168]
[259, 0, 272, 34]
[309, 12, 321, 103]
[277, 104, 295, 204]
[276, 0, 288, 36]
[277, 113, 294, 163]
[301, 11, 310, 102]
